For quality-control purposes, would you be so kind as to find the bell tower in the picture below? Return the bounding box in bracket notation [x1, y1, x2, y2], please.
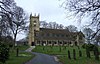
[29, 13, 40, 46]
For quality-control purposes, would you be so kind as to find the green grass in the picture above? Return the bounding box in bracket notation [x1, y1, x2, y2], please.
[32, 46, 86, 55]
[5, 45, 34, 64]
[99, 46, 100, 51]
[15, 45, 30, 51]
[32, 45, 100, 64]
[58, 55, 100, 64]
[6, 51, 34, 64]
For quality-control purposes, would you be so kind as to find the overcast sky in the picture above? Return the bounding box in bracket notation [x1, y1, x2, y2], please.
[15, 0, 86, 40]
[15, 0, 81, 26]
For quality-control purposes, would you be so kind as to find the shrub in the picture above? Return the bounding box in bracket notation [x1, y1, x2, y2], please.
[9, 43, 13, 48]
[82, 43, 95, 51]
[0, 42, 10, 64]
[82, 43, 87, 49]
[86, 47, 91, 58]
[87, 44, 95, 51]
[93, 46, 99, 60]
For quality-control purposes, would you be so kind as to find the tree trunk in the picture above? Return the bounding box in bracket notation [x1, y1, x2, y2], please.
[13, 33, 17, 47]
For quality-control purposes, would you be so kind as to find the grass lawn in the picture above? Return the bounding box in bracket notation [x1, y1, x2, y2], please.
[32, 45, 100, 64]
[58, 55, 100, 64]
[16, 45, 30, 51]
[5, 45, 35, 64]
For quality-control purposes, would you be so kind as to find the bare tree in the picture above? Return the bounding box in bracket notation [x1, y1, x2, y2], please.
[40, 21, 64, 29]
[61, 0, 100, 37]
[9, 6, 28, 45]
[0, 0, 15, 39]
[0, 16, 11, 37]
[48, 22, 60, 29]
[40, 21, 48, 28]
[95, 36, 100, 45]
[83, 28, 94, 44]
[58, 24, 64, 29]
[48, 22, 54, 29]
[94, 31, 100, 45]
[65, 25, 77, 32]
[0, 0, 28, 46]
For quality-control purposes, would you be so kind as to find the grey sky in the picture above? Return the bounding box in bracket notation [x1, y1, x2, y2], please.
[15, 0, 79, 26]
[15, 0, 86, 40]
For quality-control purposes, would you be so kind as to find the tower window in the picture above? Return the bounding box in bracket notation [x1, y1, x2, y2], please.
[34, 20, 36, 23]
[34, 24, 36, 27]
[34, 20, 36, 27]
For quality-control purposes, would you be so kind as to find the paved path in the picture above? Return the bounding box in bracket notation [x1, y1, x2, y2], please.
[25, 47, 61, 64]
[25, 52, 61, 64]
[25, 46, 35, 52]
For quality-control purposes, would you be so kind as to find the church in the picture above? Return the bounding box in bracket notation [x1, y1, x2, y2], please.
[28, 14, 85, 46]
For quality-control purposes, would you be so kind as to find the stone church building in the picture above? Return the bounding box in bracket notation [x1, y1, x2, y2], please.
[28, 14, 85, 46]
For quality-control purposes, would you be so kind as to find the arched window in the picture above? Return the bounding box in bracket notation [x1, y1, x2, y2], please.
[34, 20, 36, 23]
